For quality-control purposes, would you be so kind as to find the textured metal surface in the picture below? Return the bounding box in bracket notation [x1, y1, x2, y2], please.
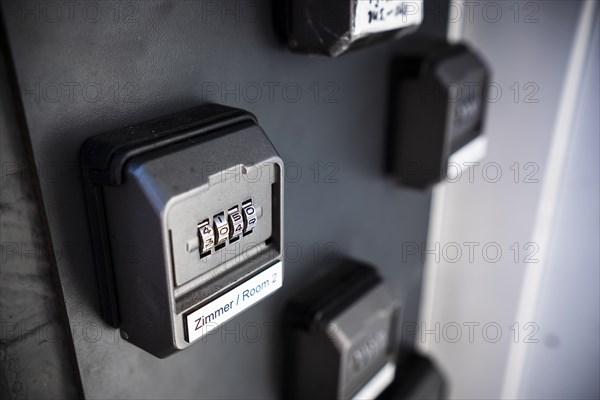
[1, 1, 446, 397]
[0, 40, 80, 399]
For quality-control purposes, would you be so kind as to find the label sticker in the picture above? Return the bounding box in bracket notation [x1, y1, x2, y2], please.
[353, 0, 424, 37]
[185, 262, 283, 342]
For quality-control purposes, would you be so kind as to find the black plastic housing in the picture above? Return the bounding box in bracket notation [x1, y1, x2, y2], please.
[379, 351, 447, 400]
[284, 258, 400, 399]
[274, 0, 423, 57]
[386, 41, 490, 188]
[80, 104, 284, 358]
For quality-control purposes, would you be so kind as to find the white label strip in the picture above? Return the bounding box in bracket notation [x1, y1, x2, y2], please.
[353, 0, 424, 37]
[185, 262, 283, 343]
[352, 361, 396, 400]
[447, 135, 489, 179]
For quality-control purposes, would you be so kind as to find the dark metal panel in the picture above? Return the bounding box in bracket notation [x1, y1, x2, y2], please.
[0, 34, 81, 399]
[2, 1, 447, 397]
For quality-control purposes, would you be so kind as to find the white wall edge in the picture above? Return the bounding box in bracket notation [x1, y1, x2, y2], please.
[500, 2, 599, 398]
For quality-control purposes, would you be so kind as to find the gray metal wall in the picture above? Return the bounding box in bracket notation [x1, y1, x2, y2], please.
[0, 45, 81, 400]
[0, 1, 448, 398]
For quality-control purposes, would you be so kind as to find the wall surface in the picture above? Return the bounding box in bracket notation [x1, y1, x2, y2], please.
[0, 44, 80, 399]
[518, 12, 599, 399]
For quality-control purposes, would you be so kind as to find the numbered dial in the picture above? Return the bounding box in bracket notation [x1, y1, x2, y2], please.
[213, 213, 229, 246]
[194, 199, 257, 258]
[228, 206, 244, 241]
[242, 201, 256, 234]
[197, 220, 215, 255]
